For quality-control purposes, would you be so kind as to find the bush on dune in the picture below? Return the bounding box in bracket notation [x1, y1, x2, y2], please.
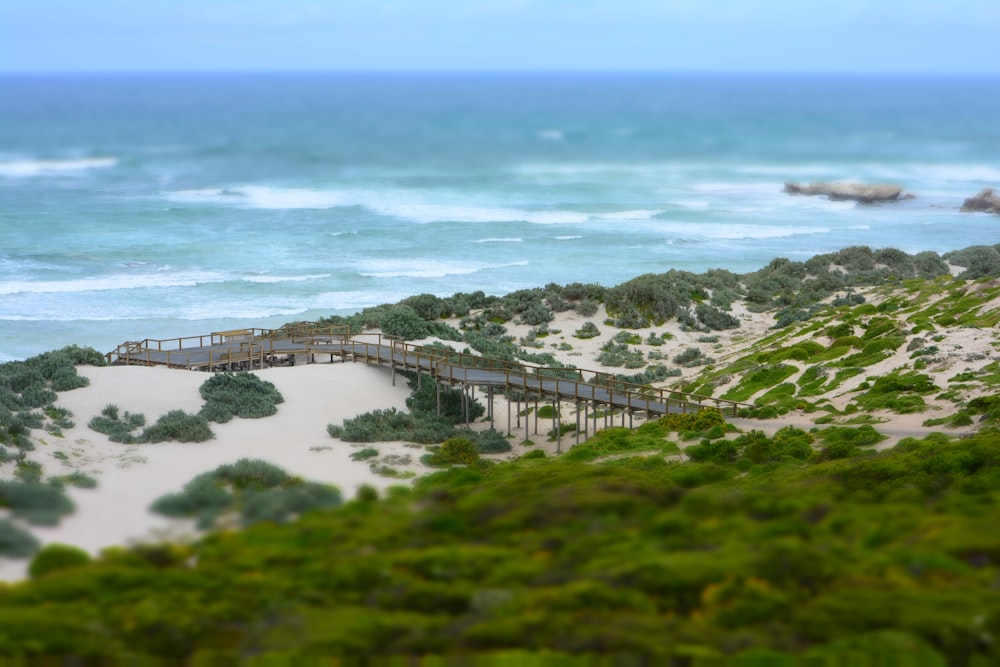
[151, 458, 342, 529]
[142, 410, 213, 443]
[199, 371, 284, 423]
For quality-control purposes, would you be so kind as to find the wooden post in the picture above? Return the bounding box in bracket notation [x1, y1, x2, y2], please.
[464, 385, 470, 427]
[507, 392, 512, 436]
[553, 398, 559, 454]
[575, 402, 581, 446]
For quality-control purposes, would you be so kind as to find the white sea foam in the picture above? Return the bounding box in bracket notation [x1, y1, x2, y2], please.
[164, 186, 351, 209]
[358, 259, 529, 279]
[367, 202, 589, 225]
[554, 235, 583, 240]
[658, 223, 830, 241]
[688, 182, 782, 195]
[163, 185, 591, 224]
[307, 290, 417, 311]
[0, 271, 227, 296]
[671, 199, 710, 209]
[592, 210, 663, 221]
[0, 157, 117, 177]
[473, 237, 524, 244]
[172, 304, 309, 321]
[240, 273, 332, 284]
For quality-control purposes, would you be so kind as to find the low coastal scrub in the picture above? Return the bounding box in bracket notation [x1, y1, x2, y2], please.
[328, 374, 510, 454]
[28, 543, 91, 579]
[0, 519, 40, 558]
[1, 346, 103, 452]
[0, 479, 75, 526]
[198, 371, 284, 423]
[90, 405, 213, 443]
[88, 404, 145, 443]
[151, 458, 342, 529]
[6, 426, 999, 661]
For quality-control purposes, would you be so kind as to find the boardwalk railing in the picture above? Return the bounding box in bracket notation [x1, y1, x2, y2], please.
[108, 326, 751, 417]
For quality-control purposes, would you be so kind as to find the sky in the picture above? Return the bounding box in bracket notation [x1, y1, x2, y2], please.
[1, 0, 998, 75]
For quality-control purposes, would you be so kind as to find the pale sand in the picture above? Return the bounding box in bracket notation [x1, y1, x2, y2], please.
[1, 361, 417, 581]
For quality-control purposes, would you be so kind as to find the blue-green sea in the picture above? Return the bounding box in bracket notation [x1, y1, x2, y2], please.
[2, 73, 999, 361]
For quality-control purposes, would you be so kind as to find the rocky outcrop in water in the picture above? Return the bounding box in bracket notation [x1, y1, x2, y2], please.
[960, 188, 1000, 214]
[783, 181, 905, 204]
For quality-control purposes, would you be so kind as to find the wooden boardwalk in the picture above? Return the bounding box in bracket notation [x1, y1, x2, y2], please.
[107, 325, 751, 428]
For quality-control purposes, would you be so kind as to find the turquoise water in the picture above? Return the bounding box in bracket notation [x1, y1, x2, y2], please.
[2, 73, 999, 360]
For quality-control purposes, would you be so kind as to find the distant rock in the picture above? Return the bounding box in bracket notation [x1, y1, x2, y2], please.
[783, 181, 906, 204]
[960, 188, 1000, 213]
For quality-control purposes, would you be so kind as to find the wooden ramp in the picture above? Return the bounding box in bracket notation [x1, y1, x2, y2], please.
[108, 325, 751, 421]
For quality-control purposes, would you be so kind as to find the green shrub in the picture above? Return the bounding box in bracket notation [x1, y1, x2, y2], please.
[151, 458, 341, 528]
[330, 407, 461, 444]
[0, 480, 75, 525]
[406, 376, 485, 424]
[520, 302, 554, 326]
[574, 299, 599, 317]
[50, 472, 98, 489]
[696, 303, 740, 330]
[815, 425, 887, 448]
[28, 543, 91, 578]
[471, 428, 512, 454]
[740, 426, 814, 464]
[240, 483, 343, 525]
[520, 449, 546, 460]
[214, 458, 292, 490]
[379, 306, 430, 339]
[574, 322, 600, 339]
[199, 371, 284, 423]
[597, 341, 646, 369]
[14, 460, 43, 483]
[400, 293, 446, 320]
[150, 474, 231, 523]
[350, 447, 380, 461]
[428, 437, 480, 466]
[142, 410, 214, 443]
[685, 438, 741, 464]
[0, 519, 40, 558]
[88, 404, 146, 443]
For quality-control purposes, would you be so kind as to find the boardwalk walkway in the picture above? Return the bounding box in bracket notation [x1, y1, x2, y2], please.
[107, 324, 751, 429]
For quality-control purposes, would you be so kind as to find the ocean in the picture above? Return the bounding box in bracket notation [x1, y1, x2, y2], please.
[2, 73, 999, 361]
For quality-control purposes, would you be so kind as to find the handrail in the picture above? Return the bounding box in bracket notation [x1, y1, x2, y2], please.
[106, 325, 752, 416]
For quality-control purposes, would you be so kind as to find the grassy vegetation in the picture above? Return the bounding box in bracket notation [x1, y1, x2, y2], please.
[0, 423, 995, 661]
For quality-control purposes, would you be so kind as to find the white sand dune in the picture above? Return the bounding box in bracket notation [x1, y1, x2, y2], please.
[1, 361, 417, 581]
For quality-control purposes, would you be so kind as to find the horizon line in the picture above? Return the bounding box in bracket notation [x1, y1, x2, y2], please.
[2, 68, 999, 78]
